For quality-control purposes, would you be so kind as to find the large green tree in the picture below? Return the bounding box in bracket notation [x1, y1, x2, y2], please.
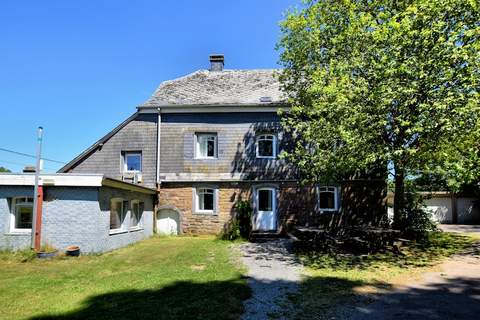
[278, 0, 480, 228]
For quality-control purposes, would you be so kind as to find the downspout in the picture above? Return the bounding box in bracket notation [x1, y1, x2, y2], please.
[34, 186, 43, 251]
[156, 108, 162, 185]
[154, 108, 162, 234]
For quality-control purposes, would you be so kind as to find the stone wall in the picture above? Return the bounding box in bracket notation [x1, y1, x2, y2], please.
[159, 182, 319, 234]
[159, 180, 387, 235]
[277, 184, 317, 230]
[159, 183, 250, 234]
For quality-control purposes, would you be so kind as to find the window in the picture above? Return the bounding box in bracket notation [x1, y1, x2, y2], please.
[130, 200, 144, 229]
[123, 152, 142, 172]
[258, 189, 274, 212]
[10, 197, 33, 232]
[110, 199, 129, 232]
[256, 134, 276, 158]
[318, 186, 338, 211]
[195, 188, 216, 213]
[196, 133, 217, 159]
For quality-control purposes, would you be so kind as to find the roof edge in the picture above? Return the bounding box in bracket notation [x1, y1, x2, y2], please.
[58, 112, 139, 173]
[137, 103, 290, 114]
[102, 177, 157, 194]
[0, 173, 156, 194]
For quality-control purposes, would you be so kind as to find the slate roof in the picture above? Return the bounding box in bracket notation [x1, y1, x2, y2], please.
[140, 69, 285, 107]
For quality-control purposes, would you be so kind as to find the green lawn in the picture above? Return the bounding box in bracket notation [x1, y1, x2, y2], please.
[0, 236, 250, 320]
[288, 232, 478, 320]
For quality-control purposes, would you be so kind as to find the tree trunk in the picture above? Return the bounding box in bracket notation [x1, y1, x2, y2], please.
[393, 166, 405, 230]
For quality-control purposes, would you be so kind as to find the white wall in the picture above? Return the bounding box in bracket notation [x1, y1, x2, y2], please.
[457, 197, 480, 224]
[388, 195, 479, 224]
[424, 197, 453, 223]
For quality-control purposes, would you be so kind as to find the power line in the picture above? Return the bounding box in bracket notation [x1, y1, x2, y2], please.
[0, 147, 66, 164]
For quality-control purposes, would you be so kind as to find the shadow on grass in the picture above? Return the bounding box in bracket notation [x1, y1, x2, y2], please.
[297, 232, 475, 271]
[26, 270, 480, 320]
[291, 275, 480, 320]
[30, 278, 250, 320]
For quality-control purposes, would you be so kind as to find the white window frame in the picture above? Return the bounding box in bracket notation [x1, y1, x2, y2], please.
[10, 197, 34, 233]
[194, 187, 217, 214]
[110, 198, 129, 234]
[195, 133, 218, 159]
[256, 134, 277, 159]
[130, 200, 143, 230]
[317, 186, 339, 212]
[123, 152, 142, 173]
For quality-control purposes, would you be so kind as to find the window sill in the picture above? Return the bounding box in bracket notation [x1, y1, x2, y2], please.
[129, 227, 144, 232]
[319, 209, 339, 214]
[256, 156, 277, 160]
[6, 231, 32, 236]
[194, 157, 218, 160]
[193, 211, 218, 216]
[109, 229, 128, 236]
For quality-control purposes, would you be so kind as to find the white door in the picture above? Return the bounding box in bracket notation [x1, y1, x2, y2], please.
[156, 209, 180, 235]
[255, 188, 277, 231]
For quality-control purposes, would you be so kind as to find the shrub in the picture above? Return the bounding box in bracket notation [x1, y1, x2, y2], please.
[236, 200, 252, 238]
[401, 191, 438, 241]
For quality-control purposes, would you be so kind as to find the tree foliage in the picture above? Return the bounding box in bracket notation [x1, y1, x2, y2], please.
[278, 0, 480, 228]
[0, 167, 11, 173]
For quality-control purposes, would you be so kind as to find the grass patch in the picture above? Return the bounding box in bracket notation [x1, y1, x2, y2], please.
[289, 232, 477, 319]
[0, 236, 250, 320]
[0, 249, 37, 263]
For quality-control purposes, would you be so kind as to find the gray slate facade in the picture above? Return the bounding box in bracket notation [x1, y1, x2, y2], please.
[62, 113, 158, 188]
[159, 112, 294, 181]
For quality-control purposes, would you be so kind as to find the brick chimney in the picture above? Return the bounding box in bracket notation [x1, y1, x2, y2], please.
[209, 54, 224, 71]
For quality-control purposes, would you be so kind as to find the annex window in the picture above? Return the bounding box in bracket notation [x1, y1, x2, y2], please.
[110, 199, 129, 232]
[256, 134, 276, 159]
[195, 188, 216, 213]
[130, 200, 144, 229]
[196, 133, 217, 159]
[10, 197, 34, 232]
[123, 152, 142, 172]
[318, 186, 338, 211]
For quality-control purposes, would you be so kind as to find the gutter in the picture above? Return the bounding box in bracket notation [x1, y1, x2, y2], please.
[137, 103, 290, 114]
[101, 177, 157, 195]
[160, 179, 300, 184]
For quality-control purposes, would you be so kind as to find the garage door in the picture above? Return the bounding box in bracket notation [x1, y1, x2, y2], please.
[156, 209, 180, 235]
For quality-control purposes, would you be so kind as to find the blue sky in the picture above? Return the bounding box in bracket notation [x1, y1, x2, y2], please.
[0, 0, 298, 173]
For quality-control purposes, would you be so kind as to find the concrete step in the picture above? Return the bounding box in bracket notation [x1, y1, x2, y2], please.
[249, 231, 284, 243]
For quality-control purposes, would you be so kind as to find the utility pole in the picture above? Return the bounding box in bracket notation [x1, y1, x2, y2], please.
[31, 127, 43, 249]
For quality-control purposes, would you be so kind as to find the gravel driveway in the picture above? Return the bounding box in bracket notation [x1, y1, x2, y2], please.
[238, 239, 304, 320]
[341, 231, 480, 320]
